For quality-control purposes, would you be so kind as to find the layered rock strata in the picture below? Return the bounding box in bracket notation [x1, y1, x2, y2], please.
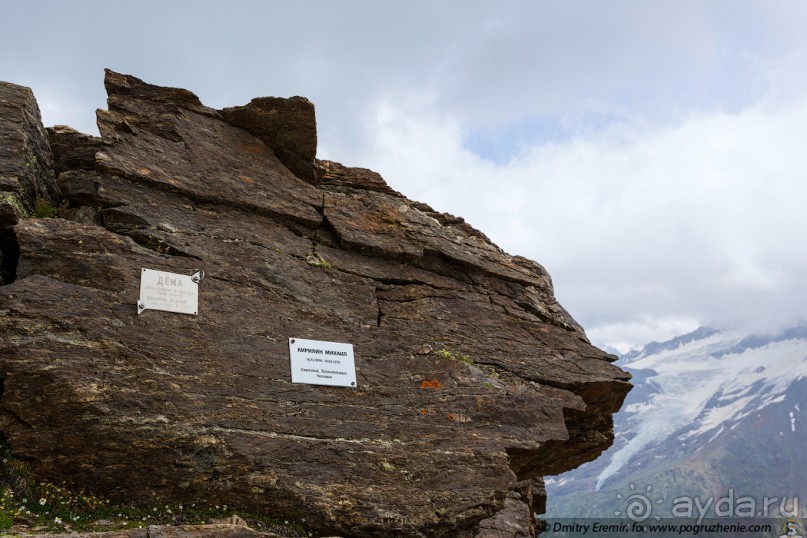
[0, 71, 631, 537]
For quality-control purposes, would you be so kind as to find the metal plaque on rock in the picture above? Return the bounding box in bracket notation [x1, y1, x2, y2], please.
[289, 338, 357, 388]
[137, 268, 202, 315]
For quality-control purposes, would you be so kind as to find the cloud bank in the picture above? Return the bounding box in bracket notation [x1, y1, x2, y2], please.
[342, 70, 807, 351]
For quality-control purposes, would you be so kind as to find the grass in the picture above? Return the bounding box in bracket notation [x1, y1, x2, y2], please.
[308, 257, 332, 270]
[0, 438, 313, 536]
[305, 252, 332, 270]
[305, 239, 333, 270]
[32, 198, 62, 219]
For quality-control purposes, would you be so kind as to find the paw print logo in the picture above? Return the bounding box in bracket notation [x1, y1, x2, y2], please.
[614, 483, 664, 522]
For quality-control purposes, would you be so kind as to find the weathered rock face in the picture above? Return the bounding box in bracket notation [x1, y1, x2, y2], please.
[0, 82, 60, 220]
[0, 71, 631, 537]
[0, 81, 60, 284]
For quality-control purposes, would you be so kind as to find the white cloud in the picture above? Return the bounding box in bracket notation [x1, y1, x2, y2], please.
[586, 316, 703, 355]
[347, 81, 807, 350]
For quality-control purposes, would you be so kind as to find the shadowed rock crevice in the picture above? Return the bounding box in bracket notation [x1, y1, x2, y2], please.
[374, 285, 383, 327]
[0, 71, 631, 537]
[0, 226, 19, 284]
[100, 207, 202, 259]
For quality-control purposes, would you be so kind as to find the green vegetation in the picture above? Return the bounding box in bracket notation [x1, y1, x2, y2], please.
[309, 257, 331, 269]
[437, 348, 501, 381]
[478, 364, 501, 379]
[32, 198, 61, 219]
[305, 251, 332, 270]
[0, 438, 312, 535]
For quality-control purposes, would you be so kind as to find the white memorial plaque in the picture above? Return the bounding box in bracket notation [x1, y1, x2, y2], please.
[289, 338, 357, 388]
[137, 268, 201, 315]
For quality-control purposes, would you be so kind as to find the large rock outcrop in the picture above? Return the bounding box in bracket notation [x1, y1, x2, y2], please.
[0, 71, 631, 537]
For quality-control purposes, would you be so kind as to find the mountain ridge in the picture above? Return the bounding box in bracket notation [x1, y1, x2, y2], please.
[546, 325, 805, 523]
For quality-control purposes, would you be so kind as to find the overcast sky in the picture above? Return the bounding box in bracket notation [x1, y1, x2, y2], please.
[3, 1, 806, 351]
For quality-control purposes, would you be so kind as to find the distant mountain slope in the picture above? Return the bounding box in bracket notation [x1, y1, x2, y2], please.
[546, 327, 806, 520]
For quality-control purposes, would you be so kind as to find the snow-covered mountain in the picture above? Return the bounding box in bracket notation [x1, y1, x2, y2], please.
[545, 326, 806, 518]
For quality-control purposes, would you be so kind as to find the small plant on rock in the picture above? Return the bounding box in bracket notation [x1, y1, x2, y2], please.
[32, 197, 67, 219]
[437, 348, 501, 382]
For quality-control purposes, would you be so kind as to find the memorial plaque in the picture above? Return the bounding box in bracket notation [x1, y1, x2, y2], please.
[137, 268, 201, 315]
[289, 338, 357, 388]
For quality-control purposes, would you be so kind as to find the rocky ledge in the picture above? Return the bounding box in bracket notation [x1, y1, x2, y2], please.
[0, 71, 631, 537]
